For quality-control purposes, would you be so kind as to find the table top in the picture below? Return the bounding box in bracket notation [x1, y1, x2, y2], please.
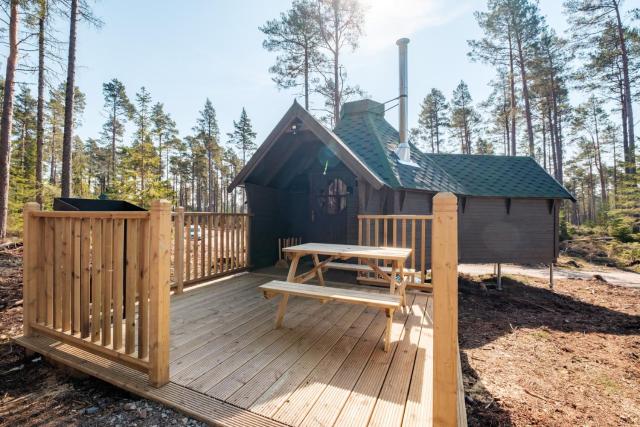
[282, 242, 412, 261]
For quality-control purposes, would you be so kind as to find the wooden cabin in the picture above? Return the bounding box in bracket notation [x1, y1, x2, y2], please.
[229, 99, 575, 271]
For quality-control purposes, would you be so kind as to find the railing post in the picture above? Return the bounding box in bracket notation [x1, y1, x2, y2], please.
[22, 202, 40, 337]
[149, 199, 171, 387]
[432, 192, 459, 426]
[174, 206, 184, 294]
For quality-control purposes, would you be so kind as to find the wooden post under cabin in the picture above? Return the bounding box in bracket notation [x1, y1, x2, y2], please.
[174, 207, 185, 294]
[432, 192, 459, 426]
[22, 202, 41, 337]
[497, 263, 502, 291]
[148, 200, 171, 387]
[549, 263, 554, 290]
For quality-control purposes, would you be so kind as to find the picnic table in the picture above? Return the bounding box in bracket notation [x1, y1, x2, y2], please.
[282, 242, 412, 303]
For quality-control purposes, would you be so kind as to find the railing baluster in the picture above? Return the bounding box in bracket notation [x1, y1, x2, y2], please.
[62, 218, 71, 332]
[185, 215, 191, 282]
[207, 214, 213, 275]
[138, 218, 150, 359]
[80, 219, 91, 337]
[411, 219, 416, 272]
[72, 219, 81, 333]
[113, 219, 124, 349]
[193, 215, 199, 280]
[125, 219, 138, 354]
[91, 219, 103, 343]
[45, 218, 54, 326]
[213, 214, 219, 274]
[421, 219, 426, 284]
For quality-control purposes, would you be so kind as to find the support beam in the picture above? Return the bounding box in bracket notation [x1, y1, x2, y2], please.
[149, 200, 172, 387]
[496, 263, 502, 291]
[432, 192, 459, 427]
[23, 202, 41, 337]
[174, 207, 185, 294]
[549, 263, 554, 290]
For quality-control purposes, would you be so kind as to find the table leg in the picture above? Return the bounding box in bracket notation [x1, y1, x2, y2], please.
[398, 263, 406, 307]
[312, 254, 325, 286]
[384, 308, 394, 352]
[275, 294, 289, 328]
[390, 261, 397, 294]
[287, 254, 301, 282]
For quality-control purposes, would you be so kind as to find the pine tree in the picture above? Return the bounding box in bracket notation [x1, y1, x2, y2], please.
[0, 0, 20, 238]
[151, 102, 177, 181]
[417, 89, 449, 153]
[228, 108, 257, 167]
[315, 0, 364, 126]
[450, 81, 480, 154]
[260, 0, 322, 110]
[195, 99, 220, 210]
[102, 78, 134, 186]
[228, 108, 257, 212]
[565, 0, 637, 174]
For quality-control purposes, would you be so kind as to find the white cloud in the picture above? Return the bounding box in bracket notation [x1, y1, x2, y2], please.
[358, 0, 474, 53]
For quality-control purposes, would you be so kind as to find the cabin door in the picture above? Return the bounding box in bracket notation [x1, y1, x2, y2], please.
[309, 173, 349, 244]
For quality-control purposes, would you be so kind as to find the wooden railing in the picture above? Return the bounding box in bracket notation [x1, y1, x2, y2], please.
[172, 208, 251, 293]
[357, 214, 432, 285]
[22, 200, 172, 387]
[358, 195, 462, 425]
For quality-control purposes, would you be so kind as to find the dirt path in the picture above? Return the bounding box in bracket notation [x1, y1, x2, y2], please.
[460, 263, 640, 288]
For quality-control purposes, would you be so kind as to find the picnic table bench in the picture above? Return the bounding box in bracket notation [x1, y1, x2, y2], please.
[259, 280, 401, 352]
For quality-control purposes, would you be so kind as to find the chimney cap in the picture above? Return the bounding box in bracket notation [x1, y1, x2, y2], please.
[396, 37, 410, 46]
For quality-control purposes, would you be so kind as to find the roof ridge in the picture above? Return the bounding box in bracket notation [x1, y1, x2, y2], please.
[364, 113, 401, 187]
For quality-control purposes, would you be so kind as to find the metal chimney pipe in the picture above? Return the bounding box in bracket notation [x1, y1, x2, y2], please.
[396, 38, 413, 164]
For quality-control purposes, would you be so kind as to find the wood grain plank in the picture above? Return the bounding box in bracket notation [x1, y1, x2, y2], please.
[62, 217, 72, 332]
[91, 219, 103, 342]
[368, 294, 428, 427]
[80, 219, 91, 337]
[113, 219, 125, 350]
[125, 219, 139, 354]
[138, 218, 150, 359]
[44, 218, 54, 327]
[102, 219, 113, 346]
[72, 219, 81, 333]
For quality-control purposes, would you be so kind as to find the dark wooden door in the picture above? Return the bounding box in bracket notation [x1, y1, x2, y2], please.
[309, 173, 350, 243]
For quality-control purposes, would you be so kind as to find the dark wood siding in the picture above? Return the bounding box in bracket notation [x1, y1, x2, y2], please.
[459, 197, 556, 263]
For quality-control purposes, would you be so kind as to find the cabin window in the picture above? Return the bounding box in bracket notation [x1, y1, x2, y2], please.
[318, 178, 348, 214]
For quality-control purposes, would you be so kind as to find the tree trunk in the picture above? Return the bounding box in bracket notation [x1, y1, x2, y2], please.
[333, 48, 339, 126]
[542, 112, 547, 171]
[36, 1, 46, 205]
[515, 34, 534, 156]
[111, 103, 116, 186]
[60, 0, 78, 197]
[0, 0, 19, 238]
[508, 30, 517, 156]
[304, 44, 309, 110]
[614, 2, 635, 174]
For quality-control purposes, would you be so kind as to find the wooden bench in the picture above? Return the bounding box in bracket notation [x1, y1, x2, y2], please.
[259, 280, 401, 352]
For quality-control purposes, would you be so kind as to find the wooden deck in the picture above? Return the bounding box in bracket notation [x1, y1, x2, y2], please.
[17, 272, 462, 426]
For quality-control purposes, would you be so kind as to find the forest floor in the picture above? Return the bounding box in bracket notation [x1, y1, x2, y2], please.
[1, 246, 639, 426]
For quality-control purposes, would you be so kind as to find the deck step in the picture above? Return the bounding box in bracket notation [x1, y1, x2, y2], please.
[13, 334, 287, 427]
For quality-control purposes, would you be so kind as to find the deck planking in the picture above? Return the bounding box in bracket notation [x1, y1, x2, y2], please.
[17, 273, 452, 427]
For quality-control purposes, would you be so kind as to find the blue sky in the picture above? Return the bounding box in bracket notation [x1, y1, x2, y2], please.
[70, 0, 570, 146]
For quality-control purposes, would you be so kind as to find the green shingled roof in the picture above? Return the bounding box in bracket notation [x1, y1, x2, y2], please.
[333, 99, 574, 200]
